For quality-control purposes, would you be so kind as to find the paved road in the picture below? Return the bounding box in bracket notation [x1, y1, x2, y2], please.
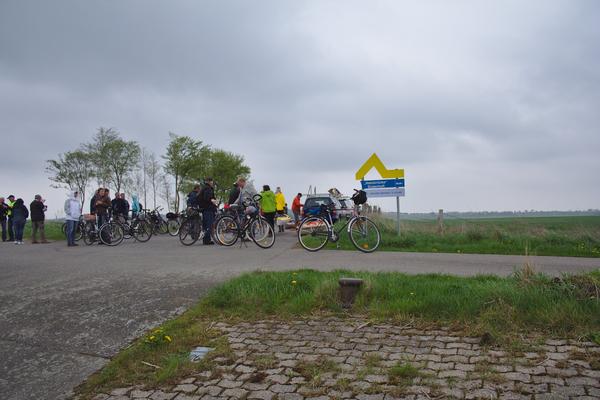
[1, 233, 598, 400]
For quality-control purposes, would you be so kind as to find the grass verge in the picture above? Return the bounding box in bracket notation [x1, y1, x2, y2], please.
[76, 268, 600, 398]
[329, 215, 600, 257]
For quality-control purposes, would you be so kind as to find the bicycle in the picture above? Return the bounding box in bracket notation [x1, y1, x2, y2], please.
[178, 206, 204, 246]
[297, 189, 380, 253]
[214, 194, 275, 249]
[115, 214, 153, 242]
[143, 207, 168, 235]
[166, 211, 183, 237]
[82, 214, 125, 246]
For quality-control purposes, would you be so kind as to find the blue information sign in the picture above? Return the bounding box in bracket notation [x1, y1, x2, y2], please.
[361, 179, 405, 189]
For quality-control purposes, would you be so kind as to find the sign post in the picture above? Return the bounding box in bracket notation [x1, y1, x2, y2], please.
[355, 153, 405, 236]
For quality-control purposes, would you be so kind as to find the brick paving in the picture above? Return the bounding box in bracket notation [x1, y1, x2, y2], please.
[87, 318, 600, 400]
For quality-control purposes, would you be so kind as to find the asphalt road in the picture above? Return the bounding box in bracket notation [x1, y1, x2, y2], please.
[1, 232, 599, 400]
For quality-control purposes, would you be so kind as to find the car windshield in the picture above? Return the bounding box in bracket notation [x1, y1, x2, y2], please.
[304, 197, 333, 208]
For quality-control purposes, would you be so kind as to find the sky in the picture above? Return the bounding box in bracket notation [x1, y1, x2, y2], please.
[1, 0, 599, 217]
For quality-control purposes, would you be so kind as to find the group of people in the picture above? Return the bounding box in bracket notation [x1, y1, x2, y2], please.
[0, 194, 49, 244]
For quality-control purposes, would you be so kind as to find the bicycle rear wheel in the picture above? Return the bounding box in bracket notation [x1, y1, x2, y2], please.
[249, 217, 275, 249]
[349, 216, 380, 253]
[179, 217, 202, 246]
[82, 222, 96, 245]
[75, 223, 83, 241]
[167, 219, 180, 236]
[215, 215, 239, 246]
[297, 217, 330, 251]
[132, 219, 152, 242]
[99, 222, 124, 246]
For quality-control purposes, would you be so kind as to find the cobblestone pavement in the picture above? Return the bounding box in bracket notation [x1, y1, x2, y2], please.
[88, 318, 600, 400]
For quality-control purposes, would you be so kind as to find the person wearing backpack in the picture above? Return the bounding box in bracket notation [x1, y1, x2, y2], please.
[198, 178, 217, 245]
[187, 184, 201, 209]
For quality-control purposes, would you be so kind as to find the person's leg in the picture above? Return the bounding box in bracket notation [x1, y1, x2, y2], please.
[66, 220, 75, 245]
[32, 221, 39, 243]
[15, 221, 25, 243]
[8, 217, 14, 241]
[202, 210, 215, 244]
[1, 219, 6, 241]
[38, 221, 47, 242]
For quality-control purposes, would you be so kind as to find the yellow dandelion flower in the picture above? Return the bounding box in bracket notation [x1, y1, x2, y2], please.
[149, 335, 155, 340]
[165, 335, 172, 342]
[291, 280, 297, 285]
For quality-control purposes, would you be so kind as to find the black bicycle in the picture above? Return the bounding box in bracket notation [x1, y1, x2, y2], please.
[178, 206, 203, 246]
[214, 194, 275, 249]
[297, 189, 380, 253]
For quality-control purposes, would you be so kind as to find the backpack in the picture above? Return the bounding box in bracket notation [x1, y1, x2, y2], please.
[186, 191, 198, 208]
[351, 190, 368, 205]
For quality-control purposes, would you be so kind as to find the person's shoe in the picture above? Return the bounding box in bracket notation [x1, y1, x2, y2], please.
[32, 241, 39, 244]
[203, 241, 215, 245]
[14, 241, 18, 245]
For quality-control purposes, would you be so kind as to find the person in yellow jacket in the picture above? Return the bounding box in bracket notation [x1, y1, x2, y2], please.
[260, 185, 277, 230]
[6, 195, 15, 242]
[275, 187, 286, 232]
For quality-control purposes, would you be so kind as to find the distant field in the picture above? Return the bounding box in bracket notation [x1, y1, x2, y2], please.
[333, 215, 600, 257]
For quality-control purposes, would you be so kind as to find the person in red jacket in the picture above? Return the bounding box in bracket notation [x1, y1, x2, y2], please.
[291, 193, 303, 229]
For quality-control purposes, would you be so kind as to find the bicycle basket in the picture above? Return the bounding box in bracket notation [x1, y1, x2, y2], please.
[351, 190, 368, 205]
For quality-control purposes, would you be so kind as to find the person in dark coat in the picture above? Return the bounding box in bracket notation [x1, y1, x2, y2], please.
[11, 198, 29, 245]
[199, 178, 217, 245]
[0, 197, 9, 242]
[90, 188, 101, 215]
[29, 194, 48, 243]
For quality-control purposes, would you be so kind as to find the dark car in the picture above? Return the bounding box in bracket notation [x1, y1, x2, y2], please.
[302, 194, 342, 223]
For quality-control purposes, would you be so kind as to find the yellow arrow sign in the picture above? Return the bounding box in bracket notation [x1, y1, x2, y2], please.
[355, 153, 404, 180]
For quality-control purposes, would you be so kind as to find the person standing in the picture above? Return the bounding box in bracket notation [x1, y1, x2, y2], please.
[228, 178, 243, 205]
[90, 188, 101, 215]
[291, 193, 303, 228]
[0, 197, 8, 242]
[11, 198, 28, 245]
[30, 194, 48, 244]
[95, 189, 111, 244]
[131, 194, 141, 218]
[275, 187, 286, 233]
[64, 190, 82, 246]
[260, 185, 277, 230]
[121, 193, 130, 220]
[6, 195, 15, 242]
[199, 178, 217, 245]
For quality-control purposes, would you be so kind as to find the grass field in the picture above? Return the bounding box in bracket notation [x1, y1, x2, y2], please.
[15, 220, 65, 242]
[330, 215, 600, 257]
[76, 268, 600, 398]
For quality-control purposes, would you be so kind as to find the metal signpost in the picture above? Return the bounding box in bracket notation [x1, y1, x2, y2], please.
[355, 153, 405, 235]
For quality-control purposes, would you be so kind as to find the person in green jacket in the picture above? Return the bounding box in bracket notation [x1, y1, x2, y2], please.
[260, 185, 277, 230]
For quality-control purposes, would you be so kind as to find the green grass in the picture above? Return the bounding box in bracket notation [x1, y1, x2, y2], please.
[388, 362, 422, 386]
[19, 220, 65, 241]
[330, 215, 600, 257]
[76, 268, 600, 398]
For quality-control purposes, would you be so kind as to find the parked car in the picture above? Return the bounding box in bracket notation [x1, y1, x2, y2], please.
[302, 194, 342, 223]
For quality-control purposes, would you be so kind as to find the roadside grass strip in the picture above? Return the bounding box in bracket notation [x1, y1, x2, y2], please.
[330, 215, 600, 257]
[76, 268, 600, 398]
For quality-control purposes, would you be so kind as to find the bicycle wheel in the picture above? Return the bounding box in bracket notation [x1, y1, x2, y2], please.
[349, 216, 381, 253]
[122, 223, 133, 240]
[82, 223, 96, 245]
[61, 222, 67, 238]
[99, 222, 124, 246]
[75, 223, 83, 241]
[167, 219, 180, 236]
[297, 217, 330, 251]
[215, 215, 239, 246]
[157, 220, 169, 235]
[179, 217, 202, 246]
[249, 217, 275, 249]
[132, 219, 153, 242]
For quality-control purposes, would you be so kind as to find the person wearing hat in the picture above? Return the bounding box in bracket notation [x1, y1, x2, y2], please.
[30, 194, 49, 244]
[200, 177, 217, 245]
[11, 198, 28, 244]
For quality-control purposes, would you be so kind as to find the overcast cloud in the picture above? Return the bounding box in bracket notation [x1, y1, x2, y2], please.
[1, 0, 599, 216]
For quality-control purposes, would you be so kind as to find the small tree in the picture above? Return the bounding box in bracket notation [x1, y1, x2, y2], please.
[206, 149, 251, 202]
[163, 133, 210, 211]
[86, 127, 141, 193]
[146, 152, 162, 209]
[46, 150, 94, 207]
